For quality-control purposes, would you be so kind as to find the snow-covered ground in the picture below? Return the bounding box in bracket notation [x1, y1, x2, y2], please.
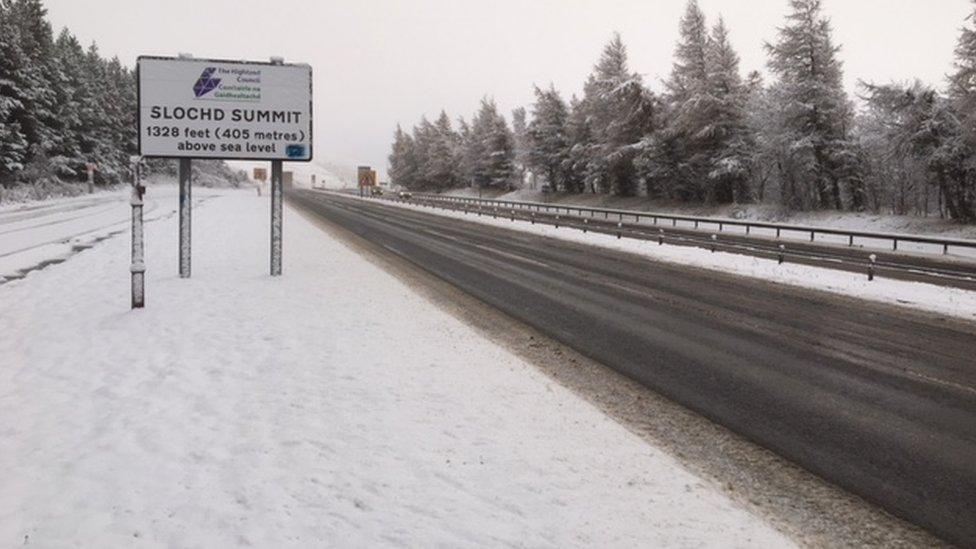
[1, 189, 792, 547]
[0, 182, 222, 284]
[353, 193, 976, 322]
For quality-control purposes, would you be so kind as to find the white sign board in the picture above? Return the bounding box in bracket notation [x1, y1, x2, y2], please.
[137, 57, 312, 161]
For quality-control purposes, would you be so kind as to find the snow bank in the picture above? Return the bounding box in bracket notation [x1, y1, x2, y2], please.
[357, 195, 976, 322]
[0, 190, 791, 547]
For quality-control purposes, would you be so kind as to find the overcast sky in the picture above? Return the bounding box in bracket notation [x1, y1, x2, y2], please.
[45, 0, 972, 179]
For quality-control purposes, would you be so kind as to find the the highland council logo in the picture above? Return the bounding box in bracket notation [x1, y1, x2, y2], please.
[192, 67, 221, 98]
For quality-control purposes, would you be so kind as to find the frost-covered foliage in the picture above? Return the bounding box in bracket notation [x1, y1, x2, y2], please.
[642, 4, 753, 204]
[855, 1, 976, 221]
[390, 99, 514, 192]
[526, 85, 569, 190]
[577, 33, 655, 197]
[385, 0, 976, 220]
[142, 158, 248, 188]
[763, 0, 864, 211]
[0, 0, 239, 200]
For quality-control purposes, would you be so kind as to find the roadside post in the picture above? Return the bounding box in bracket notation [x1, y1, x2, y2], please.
[86, 162, 96, 194]
[130, 156, 146, 309]
[269, 56, 285, 277]
[136, 54, 313, 289]
[179, 157, 191, 277]
[178, 53, 193, 278]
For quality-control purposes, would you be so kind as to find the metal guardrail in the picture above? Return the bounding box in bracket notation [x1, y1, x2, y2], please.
[409, 193, 976, 257]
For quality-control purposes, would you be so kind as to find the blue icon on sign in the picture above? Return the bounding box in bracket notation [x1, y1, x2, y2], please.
[286, 144, 305, 158]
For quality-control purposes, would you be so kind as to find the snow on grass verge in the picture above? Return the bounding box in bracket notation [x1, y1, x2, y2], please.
[1, 190, 792, 547]
[355, 194, 976, 322]
[0, 184, 224, 284]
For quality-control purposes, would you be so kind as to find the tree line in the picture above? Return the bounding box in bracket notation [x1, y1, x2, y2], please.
[0, 0, 243, 201]
[389, 0, 976, 221]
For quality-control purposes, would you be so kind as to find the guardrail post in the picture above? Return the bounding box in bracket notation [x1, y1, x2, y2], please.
[893, 239, 898, 251]
[810, 230, 815, 242]
[868, 254, 876, 281]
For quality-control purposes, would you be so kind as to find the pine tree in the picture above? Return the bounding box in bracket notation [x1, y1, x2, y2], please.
[0, 2, 28, 182]
[562, 96, 592, 194]
[705, 17, 754, 203]
[388, 123, 419, 189]
[652, 0, 714, 201]
[49, 29, 87, 178]
[7, 0, 61, 158]
[862, 82, 973, 220]
[944, 0, 976, 219]
[950, 2, 976, 152]
[456, 116, 475, 187]
[468, 98, 515, 190]
[411, 116, 436, 189]
[424, 111, 461, 191]
[580, 33, 653, 196]
[765, 0, 862, 210]
[527, 85, 569, 191]
[511, 106, 529, 188]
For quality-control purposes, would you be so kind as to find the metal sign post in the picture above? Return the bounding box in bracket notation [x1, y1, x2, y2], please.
[130, 157, 147, 309]
[269, 56, 285, 277]
[176, 53, 193, 279]
[179, 157, 191, 278]
[271, 157, 283, 276]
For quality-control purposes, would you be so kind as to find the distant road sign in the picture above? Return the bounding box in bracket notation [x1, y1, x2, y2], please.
[358, 166, 377, 188]
[137, 56, 312, 161]
[253, 167, 267, 181]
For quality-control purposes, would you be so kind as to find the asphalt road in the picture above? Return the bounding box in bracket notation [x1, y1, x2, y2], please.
[290, 189, 976, 547]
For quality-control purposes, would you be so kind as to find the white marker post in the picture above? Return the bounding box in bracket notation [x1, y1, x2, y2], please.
[130, 157, 146, 309]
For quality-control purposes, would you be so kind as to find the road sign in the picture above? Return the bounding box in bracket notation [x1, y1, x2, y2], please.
[137, 56, 313, 161]
[358, 166, 377, 188]
[253, 167, 267, 181]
